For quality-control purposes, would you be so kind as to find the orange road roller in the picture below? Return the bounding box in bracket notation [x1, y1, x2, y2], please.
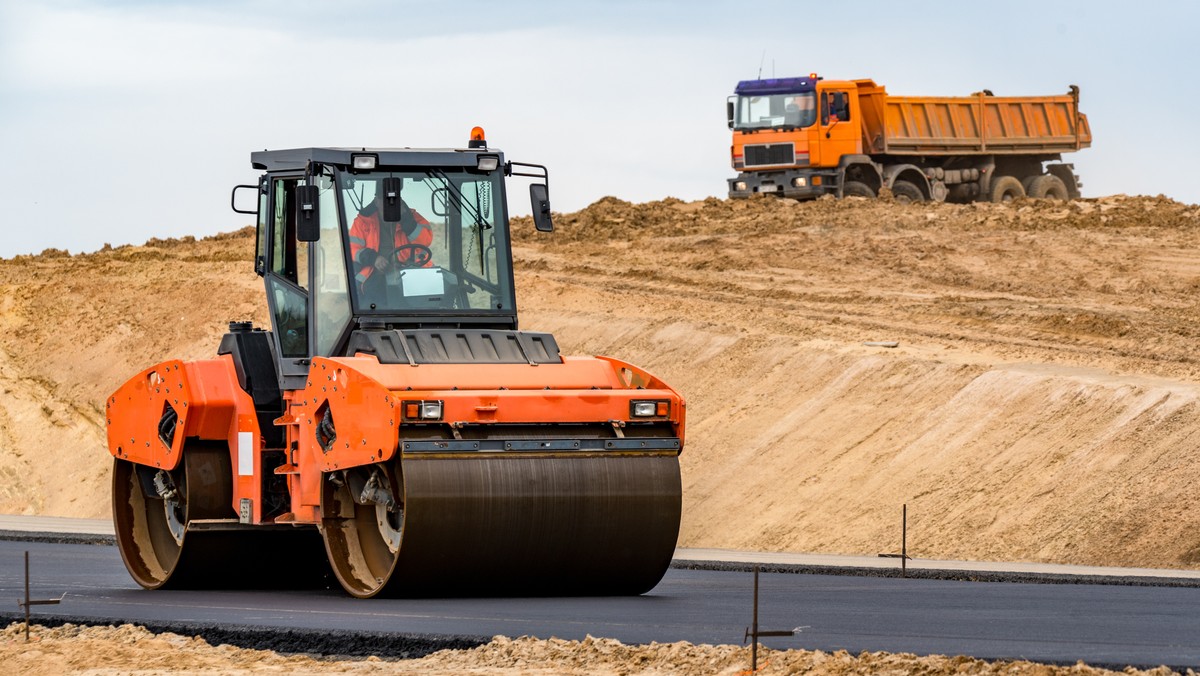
[105, 131, 685, 597]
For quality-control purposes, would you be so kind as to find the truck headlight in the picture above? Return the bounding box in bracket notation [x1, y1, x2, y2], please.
[734, 181, 747, 191]
[792, 177, 807, 188]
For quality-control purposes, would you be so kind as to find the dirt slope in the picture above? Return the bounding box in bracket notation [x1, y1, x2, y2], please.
[0, 233, 262, 516]
[2, 194, 1199, 569]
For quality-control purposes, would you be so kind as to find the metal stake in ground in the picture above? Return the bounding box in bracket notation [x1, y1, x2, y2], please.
[877, 503, 911, 576]
[743, 565, 795, 672]
[17, 551, 63, 641]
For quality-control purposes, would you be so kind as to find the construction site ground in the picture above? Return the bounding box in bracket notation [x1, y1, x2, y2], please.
[2, 193, 1199, 672]
[1, 622, 1187, 676]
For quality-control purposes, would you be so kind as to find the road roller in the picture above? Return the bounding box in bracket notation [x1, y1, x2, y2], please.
[105, 130, 685, 597]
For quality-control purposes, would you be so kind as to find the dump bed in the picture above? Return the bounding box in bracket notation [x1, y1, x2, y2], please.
[855, 80, 1092, 156]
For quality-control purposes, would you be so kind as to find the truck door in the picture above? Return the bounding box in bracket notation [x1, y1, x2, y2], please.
[815, 89, 861, 167]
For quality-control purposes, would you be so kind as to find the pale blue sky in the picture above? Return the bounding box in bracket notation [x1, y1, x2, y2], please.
[1, 1, 1196, 257]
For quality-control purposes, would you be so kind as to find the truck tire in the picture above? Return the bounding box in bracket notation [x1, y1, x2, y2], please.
[842, 181, 876, 198]
[1027, 174, 1069, 200]
[1021, 175, 1039, 195]
[891, 180, 924, 204]
[989, 175, 1025, 203]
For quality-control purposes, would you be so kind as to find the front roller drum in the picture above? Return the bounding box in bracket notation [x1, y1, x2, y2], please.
[112, 443, 329, 589]
[321, 453, 682, 598]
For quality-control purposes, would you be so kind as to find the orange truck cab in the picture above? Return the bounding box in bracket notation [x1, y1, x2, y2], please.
[727, 74, 1091, 203]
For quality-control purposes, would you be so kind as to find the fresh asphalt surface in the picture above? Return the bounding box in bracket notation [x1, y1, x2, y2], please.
[2, 539, 1199, 669]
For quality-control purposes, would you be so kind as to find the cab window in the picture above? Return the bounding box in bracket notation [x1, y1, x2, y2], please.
[270, 178, 308, 289]
[822, 91, 851, 125]
[338, 169, 512, 314]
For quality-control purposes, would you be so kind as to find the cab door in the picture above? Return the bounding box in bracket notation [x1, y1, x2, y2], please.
[813, 89, 861, 168]
[262, 175, 311, 389]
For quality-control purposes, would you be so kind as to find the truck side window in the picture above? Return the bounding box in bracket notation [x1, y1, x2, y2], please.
[822, 92, 851, 125]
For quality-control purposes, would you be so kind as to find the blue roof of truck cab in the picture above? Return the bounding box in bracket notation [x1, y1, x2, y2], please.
[734, 76, 819, 96]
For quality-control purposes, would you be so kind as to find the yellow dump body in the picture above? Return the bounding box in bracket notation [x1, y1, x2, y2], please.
[854, 80, 1092, 156]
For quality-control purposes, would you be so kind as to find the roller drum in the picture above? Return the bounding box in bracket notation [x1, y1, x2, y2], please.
[113, 445, 331, 590]
[322, 452, 682, 597]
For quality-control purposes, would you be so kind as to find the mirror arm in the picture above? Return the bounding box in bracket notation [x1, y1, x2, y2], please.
[506, 161, 550, 194]
[825, 117, 840, 139]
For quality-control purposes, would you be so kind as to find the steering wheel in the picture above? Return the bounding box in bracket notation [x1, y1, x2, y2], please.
[391, 243, 433, 269]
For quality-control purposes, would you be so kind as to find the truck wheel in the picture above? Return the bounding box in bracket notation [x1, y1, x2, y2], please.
[1021, 175, 1039, 195]
[989, 175, 1025, 203]
[891, 180, 924, 204]
[842, 181, 876, 198]
[1028, 174, 1069, 200]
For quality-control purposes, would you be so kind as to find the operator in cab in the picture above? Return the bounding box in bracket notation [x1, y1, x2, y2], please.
[348, 190, 434, 302]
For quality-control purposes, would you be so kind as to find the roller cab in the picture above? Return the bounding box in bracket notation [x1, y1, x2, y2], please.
[106, 133, 685, 597]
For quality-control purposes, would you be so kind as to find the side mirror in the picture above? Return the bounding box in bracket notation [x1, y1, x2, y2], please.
[231, 184, 259, 215]
[726, 98, 735, 129]
[381, 176, 405, 222]
[296, 184, 320, 242]
[530, 184, 553, 232]
[824, 113, 843, 139]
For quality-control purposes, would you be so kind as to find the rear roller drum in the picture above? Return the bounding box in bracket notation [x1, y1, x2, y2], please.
[112, 443, 231, 589]
[113, 443, 333, 589]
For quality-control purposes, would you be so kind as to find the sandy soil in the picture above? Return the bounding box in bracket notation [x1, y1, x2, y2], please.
[2, 623, 1186, 675]
[515, 194, 1200, 569]
[2, 195, 1200, 570]
[4, 194, 1200, 671]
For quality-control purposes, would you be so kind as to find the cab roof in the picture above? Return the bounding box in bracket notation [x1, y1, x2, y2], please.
[250, 146, 501, 172]
[734, 76, 819, 96]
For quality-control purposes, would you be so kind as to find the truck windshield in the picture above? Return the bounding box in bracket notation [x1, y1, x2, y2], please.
[734, 92, 817, 130]
[339, 169, 514, 315]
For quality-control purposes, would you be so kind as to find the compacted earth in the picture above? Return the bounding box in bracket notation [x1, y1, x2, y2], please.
[2, 193, 1199, 671]
[1, 623, 1189, 675]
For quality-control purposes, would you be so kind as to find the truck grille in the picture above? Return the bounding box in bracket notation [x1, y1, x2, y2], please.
[744, 143, 795, 167]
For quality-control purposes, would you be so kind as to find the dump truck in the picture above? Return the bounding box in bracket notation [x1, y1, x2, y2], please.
[105, 129, 685, 598]
[727, 75, 1092, 202]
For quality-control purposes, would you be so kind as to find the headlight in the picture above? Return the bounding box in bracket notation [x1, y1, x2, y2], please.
[477, 155, 499, 171]
[734, 181, 747, 191]
[351, 153, 377, 170]
[630, 400, 670, 418]
[403, 400, 444, 421]
[792, 177, 807, 188]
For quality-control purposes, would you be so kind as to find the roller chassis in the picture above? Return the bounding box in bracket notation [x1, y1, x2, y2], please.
[106, 142, 686, 597]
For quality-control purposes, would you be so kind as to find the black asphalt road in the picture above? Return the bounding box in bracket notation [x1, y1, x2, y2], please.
[2, 539, 1198, 669]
